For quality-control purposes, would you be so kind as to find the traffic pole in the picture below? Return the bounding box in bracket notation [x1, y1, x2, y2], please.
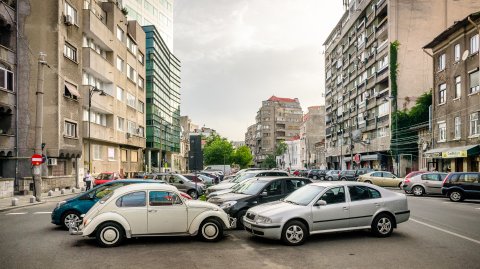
[33, 52, 47, 202]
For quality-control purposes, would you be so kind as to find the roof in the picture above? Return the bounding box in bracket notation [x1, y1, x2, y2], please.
[267, 95, 298, 103]
[424, 11, 480, 49]
[111, 183, 178, 195]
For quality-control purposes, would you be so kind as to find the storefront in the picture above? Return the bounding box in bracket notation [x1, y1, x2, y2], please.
[424, 145, 480, 172]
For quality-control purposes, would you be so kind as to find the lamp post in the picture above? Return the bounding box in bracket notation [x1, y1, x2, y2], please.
[87, 87, 106, 173]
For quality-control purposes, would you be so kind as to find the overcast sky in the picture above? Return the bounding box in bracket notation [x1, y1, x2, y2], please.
[173, 0, 345, 141]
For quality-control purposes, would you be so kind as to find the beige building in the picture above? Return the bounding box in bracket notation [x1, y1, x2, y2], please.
[16, 0, 145, 192]
[252, 96, 303, 166]
[244, 123, 257, 158]
[300, 106, 326, 169]
[324, 0, 480, 173]
[423, 12, 480, 173]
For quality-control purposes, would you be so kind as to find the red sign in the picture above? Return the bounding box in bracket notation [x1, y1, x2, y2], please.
[31, 154, 43, 166]
[354, 154, 361, 164]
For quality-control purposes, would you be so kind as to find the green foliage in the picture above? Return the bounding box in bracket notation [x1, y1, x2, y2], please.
[203, 136, 233, 165]
[231, 146, 254, 169]
[275, 141, 288, 156]
[261, 154, 277, 169]
[390, 41, 400, 98]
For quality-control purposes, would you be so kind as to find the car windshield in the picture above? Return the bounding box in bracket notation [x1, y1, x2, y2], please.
[99, 190, 115, 203]
[98, 173, 113, 180]
[176, 174, 191, 182]
[283, 185, 325, 206]
[93, 183, 128, 199]
[233, 180, 268, 195]
[231, 172, 256, 183]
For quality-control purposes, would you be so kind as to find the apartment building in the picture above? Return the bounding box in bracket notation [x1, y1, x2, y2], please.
[16, 0, 145, 192]
[244, 123, 257, 158]
[252, 96, 303, 166]
[143, 25, 181, 173]
[300, 106, 326, 169]
[324, 0, 480, 173]
[423, 12, 480, 172]
[276, 137, 302, 171]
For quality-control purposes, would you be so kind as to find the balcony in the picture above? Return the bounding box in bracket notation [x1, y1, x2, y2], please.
[81, 85, 114, 114]
[376, 0, 387, 15]
[83, 123, 115, 143]
[375, 18, 388, 39]
[82, 9, 113, 51]
[82, 49, 114, 83]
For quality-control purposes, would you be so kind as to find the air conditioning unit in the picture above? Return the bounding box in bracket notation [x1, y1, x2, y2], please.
[135, 128, 140, 134]
[64, 15, 73, 26]
[47, 158, 57, 166]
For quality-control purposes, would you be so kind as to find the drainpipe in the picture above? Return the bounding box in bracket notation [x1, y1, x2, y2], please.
[14, 0, 19, 190]
[422, 48, 434, 170]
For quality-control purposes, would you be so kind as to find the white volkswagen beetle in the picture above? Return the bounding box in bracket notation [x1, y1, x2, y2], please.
[70, 183, 235, 247]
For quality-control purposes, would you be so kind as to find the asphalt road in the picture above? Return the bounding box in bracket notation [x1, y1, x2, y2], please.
[0, 192, 479, 269]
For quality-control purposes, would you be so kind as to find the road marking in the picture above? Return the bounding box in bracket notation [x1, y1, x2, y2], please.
[410, 218, 480, 245]
[5, 212, 27, 215]
[33, 212, 51, 214]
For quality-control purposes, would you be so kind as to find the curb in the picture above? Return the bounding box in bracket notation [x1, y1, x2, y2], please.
[0, 193, 78, 213]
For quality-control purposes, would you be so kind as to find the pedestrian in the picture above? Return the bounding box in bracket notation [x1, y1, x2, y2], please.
[84, 170, 92, 191]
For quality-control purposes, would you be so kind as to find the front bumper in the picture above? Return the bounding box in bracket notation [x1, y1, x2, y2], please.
[229, 217, 237, 229]
[69, 224, 84, 236]
[242, 217, 282, 240]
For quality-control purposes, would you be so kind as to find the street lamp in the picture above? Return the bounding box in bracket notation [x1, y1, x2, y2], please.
[87, 87, 106, 172]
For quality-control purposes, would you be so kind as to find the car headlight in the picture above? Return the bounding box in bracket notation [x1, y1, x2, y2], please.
[83, 217, 92, 227]
[219, 201, 237, 209]
[255, 215, 272, 224]
[56, 200, 67, 209]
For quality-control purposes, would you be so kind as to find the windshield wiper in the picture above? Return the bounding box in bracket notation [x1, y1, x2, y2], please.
[284, 200, 299, 205]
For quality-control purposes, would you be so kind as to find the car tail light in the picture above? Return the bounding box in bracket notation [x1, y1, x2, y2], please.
[442, 173, 451, 185]
[404, 179, 410, 184]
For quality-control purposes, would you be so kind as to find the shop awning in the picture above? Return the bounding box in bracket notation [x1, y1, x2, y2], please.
[441, 145, 480, 159]
[424, 147, 447, 159]
[65, 82, 80, 98]
[361, 154, 380, 161]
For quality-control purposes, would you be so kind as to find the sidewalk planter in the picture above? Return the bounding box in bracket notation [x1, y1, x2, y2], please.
[0, 178, 14, 198]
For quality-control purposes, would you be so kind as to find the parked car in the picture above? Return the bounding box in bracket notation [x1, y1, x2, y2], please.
[357, 171, 403, 188]
[182, 174, 204, 183]
[206, 170, 289, 195]
[338, 170, 358, 181]
[243, 182, 410, 246]
[206, 178, 255, 199]
[165, 174, 205, 199]
[308, 169, 327, 180]
[402, 171, 428, 194]
[70, 183, 235, 247]
[208, 177, 312, 228]
[402, 172, 447, 196]
[300, 170, 310, 177]
[325, 170, 340, 181]
[197, 171, 220, 184]
[93, 172, 120, 186]
[441, 172, 480, 202]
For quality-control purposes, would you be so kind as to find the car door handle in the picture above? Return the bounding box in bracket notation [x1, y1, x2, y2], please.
[343, 207, 349, 210]
[148, 209, 157, 213]
[374, 203, 381, 207]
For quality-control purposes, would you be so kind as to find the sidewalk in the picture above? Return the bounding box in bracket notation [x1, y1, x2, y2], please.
[0, 188, 83, 212]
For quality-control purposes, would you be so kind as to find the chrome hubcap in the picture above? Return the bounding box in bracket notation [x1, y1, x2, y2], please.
[101, 227, 119, 244]
[190, 191, 198, 199]
[64, 213, 79, 228]
[413, 187, 423, 196]
[377, 218, 392, 235]
[202, 223, 218, 239]
[451, 192, 461, 201]
[286, 225, 304, 243]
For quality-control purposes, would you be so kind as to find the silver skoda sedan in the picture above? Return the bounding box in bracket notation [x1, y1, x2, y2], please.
[243, 181, 409, 246]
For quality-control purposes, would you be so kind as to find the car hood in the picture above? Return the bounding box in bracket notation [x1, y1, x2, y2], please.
[208, 193, 250, 203]
[209, 188, 233, 197]
[209, 183, 235, 191]
[248, 200, 302, 216]
[185, 200, 221, 210]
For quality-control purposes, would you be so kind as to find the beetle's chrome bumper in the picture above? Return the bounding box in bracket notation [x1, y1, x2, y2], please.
[229, 217, 237, 229]
[68, 219, 84, 235]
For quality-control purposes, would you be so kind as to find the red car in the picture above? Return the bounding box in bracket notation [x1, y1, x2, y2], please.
[93, 172, 120, 186]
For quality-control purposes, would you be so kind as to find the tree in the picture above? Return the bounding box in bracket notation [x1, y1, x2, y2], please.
[231, 146, 253, 169]
[261, 154, 277, 169]
[203, 136, 234, 165]
[275, 141, 287, 156]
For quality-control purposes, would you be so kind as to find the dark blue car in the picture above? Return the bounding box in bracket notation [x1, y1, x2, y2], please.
[51, 179, 165, 229]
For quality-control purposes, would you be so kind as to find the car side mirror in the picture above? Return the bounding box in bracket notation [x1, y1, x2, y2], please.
[315, 200, 327, 206]
[260, 191, 267, 197]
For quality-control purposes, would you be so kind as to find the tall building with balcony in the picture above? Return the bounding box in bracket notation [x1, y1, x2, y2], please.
[300, 106, 326, 169]
[423, 12, 480, 173]
[143, 25, 181, 173]
[120, 0, 174, 50]
[253, 96, 303, 166]
[324, 0, 480, 173]
[17, 0, 146, 192]
[244, 123, 257, 158]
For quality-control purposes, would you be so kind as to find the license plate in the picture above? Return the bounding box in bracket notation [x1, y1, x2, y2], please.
[244, 222, 252, 229]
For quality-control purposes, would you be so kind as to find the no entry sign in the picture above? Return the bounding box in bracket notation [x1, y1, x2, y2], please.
[31, 154, 43, 166]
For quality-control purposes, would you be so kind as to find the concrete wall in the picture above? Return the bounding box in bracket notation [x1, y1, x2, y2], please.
[0, 178, 14, 198]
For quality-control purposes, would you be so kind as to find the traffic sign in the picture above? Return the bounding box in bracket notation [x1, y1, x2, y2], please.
[31, 154, 43, 166]
[354, 154, 361, 164]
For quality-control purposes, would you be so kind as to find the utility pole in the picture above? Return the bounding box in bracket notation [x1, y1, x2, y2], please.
[33, 53, 47, 202]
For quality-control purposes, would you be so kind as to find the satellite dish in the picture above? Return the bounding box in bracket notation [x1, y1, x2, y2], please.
[462, 50, 469, 61]
[351, 130, 363, 142]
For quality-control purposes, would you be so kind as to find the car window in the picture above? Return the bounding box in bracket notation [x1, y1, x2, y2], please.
[422, 174, 439, 181]
[116, 191, 146, 207]
[382, 172, 395, 178]
[439, 174, 447, 181]
[371, 172, 382, 177]
[284, 185, 325, 206]
[149, 191, 182, 206]
[460, 173, 480, 183]
[319, 187, 345, 205]
[348, 186, 380, 201]
[285, 179, 306, 193]
[95, 183, 128, 199]
[264, 180, 282, 196]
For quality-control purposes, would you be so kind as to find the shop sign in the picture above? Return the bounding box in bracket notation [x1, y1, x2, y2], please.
[424, 152, 441, 158]
[442, 150, 467, 158]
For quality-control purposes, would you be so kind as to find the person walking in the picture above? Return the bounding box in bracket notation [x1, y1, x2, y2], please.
[84, 170, 92, 191]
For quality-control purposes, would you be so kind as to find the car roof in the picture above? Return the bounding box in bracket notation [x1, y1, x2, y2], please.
[310, 181, 376, 188]
[248, 176, 310, 182]
[111, 183, 177, 195]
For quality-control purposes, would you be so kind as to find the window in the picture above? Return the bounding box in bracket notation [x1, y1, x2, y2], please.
[117, 117, 125, 131]
[138, 76, 144, 89]
[108, 147, 115, 161]
[64, 121, 77, 137]
[116, 56, 124, 72]
[83, 109, 107, 126]
[438, 83, 446, 104]
[93, 144, 102, 160]
[121, 149, 127, 162]
[319, 187, 345, 204]
[127, 120, 136, 134]
[438, 53, 445, 71]
[454, 76, 461, 99]
[348, 186, 380, 201]
[127, 64, 137, 82]
[471, 34, 479, 54]
[138, 52, 144, 65]
[64, 2, 77, 25]
[116, 26, 124, 42]
[64, 82, 79, 100]
[264, 180, 282, 196]
[454, 44, 461, 62]
[0, 67, 14, 91]
[438, 122, 446, 142]
[138, 126, 144, 137]
[377, 102, 389, 116]
[149, 191, 182, 206]
[127, 92, 136, 108]
[63, 43, 77, 62]
[469, 70, 479, 94]
[126, 37, 137, 55]
[137, 100, 144, 113]
[116, 87, 124, 102]
[454, 117, 461, 139]
[116, 191, 146, 207]
[470, 112, 479, 136]
[131, 151, 138, 163]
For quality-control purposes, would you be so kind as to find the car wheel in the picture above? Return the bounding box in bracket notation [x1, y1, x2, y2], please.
[319, 176, 325, 181]
[327, 177, 333, 181]
[340, 177, 347, 181]
[365, 180, 372, 184]
[371, 214, 394, 238]
[281, 220, 308, 246]
[198, 218, 224, 242]
[449, 190, 463, 202]
[398, 182, 403, 189]
[188, 190, 199, 200]
[236, 209, 248, 229]
[61, 210, 81, 230]
[404, 190, 412, 194]
[312, 175, 318, 180]
[95, 222, 125, 248]
[412, 186, 424, 196]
